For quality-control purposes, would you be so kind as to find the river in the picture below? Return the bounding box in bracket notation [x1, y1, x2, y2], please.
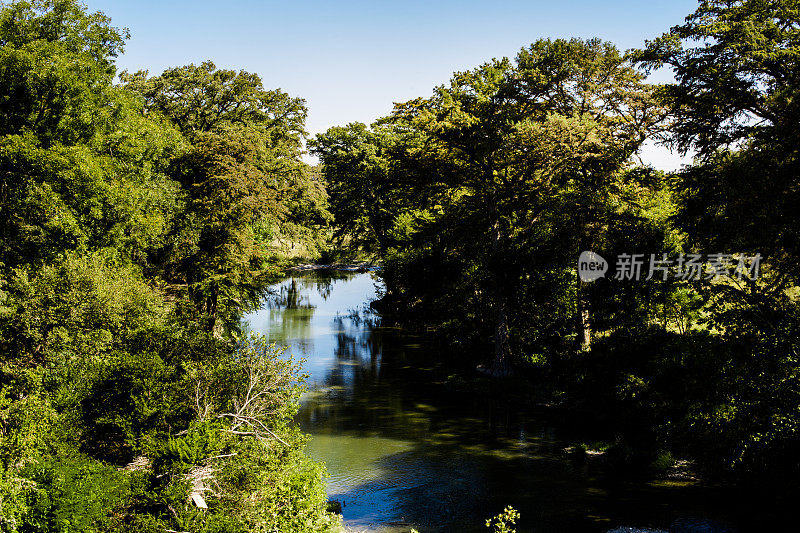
[243, 271, 748, 533]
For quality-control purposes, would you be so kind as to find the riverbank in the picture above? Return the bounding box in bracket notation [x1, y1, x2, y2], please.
[290, 262, 381, 272]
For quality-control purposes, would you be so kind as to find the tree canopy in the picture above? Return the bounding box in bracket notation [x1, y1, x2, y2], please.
[0, 2, 335, 532]
[4, 0, 800, 531]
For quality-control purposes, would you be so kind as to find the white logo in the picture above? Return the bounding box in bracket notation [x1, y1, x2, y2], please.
[578, 251, 608, 282]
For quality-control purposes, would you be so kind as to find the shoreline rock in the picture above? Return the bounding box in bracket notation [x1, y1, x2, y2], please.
[290, 262, 380, 272]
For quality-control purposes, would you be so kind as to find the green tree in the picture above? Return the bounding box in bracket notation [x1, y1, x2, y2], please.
[637, 0, 800, 276]
[122, 62, 329, 331]
[0, 1, 183, 270]
[0, 0, 127, 145]
[310, 122, 424, 257]
[636, 0, 800, 476]
[0, 2, 335, 531]
[389, 38, 659, 375]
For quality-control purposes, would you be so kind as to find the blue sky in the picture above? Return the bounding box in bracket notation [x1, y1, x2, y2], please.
[90, 0, 699, 169]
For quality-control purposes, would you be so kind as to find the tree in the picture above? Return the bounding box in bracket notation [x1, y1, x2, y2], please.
[390, 38, 659, 375]
[636, 0, 800, 476]
[0, 0, 128, 145]
[0, 3, 335, 530]
[310, 122, 422, 257]
[637, 0, 800, 278]
[0, 1, 182, 270]
[637, 0, 800, 156]
[122, 62, 329, 331]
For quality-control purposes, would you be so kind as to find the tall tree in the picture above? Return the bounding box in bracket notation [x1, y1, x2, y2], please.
[637, 0, 800, 278]
[391, 38, 659, 375]
[310, 122, 424, 256]
[637, 0, 800, 475]
[0, 0, 127, 145]
[0, 0, 183, 270]
[122, 62, 329, 331]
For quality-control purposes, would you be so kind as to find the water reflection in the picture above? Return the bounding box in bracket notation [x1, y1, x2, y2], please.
[243, 272, 742, 533]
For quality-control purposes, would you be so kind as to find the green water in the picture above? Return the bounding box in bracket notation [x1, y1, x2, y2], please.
[243, 272, 743, 533]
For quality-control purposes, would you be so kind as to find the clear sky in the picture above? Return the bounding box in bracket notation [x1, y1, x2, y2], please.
[88, 0, 699, 170]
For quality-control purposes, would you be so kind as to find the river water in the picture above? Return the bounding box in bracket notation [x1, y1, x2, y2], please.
[243, 271, 745, 533]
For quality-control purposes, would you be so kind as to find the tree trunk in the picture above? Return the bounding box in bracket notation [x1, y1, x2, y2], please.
[576, 270, 591, 349]
[576, 208, 591, 350]
[484, 215, 513, 377]
[205, 286, 218, 333]
[488, 297, 513, 376]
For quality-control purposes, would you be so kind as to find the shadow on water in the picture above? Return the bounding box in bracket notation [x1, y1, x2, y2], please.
[243, 271, 749, 533]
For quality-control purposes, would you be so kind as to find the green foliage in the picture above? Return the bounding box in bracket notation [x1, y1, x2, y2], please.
[123, 337, 334, 533]
[313, 1, 800, 485]
[4, 0, 800, 530]
[0, 2, 335, 532]
[365, 38, 661, 374]
[159, 422, 224, 475]
[310, 122, 421, 257]
[0, 250, 162, 363]
[0, 0, 127, 145]
[121, 61, 330, 332]
[630, 0, 800, 479]
[637, 0, 800, 156]
[18, 452, 127, 533]
[485, 506, 520, 533]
